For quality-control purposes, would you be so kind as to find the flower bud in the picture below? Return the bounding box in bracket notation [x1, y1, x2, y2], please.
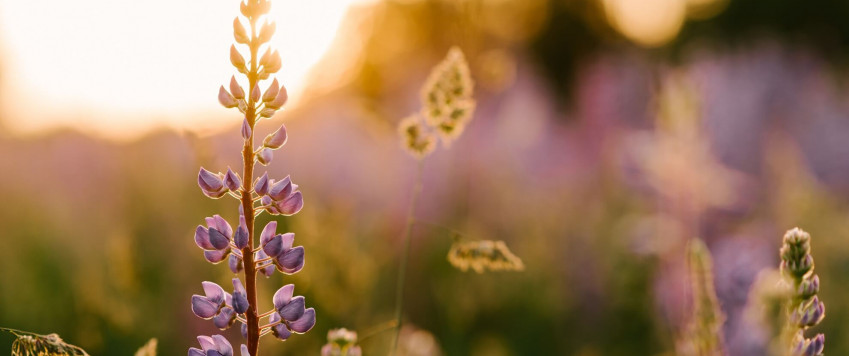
[230, 45, 247, 72]
[232, 278, 249, 314]
[258, 21, 276, 44]
[263, 50, 281, 74]
[224, 167, 242, 191]
[263, 124, 288, 149]
[263, 78, 279, 103]
[798, 275, 820, 300]
[198, 168, 228, 198]
[257, 148, 273, 165]
[268, 313, 291, 341]
[256, 0, 271, 15]
[241, 118, 252, 140]
[265, 84, 288, 109]
[250, 84, 261, 103]
[240, 1, 250, 17]
[234, 216, 249, 249]
[218, 86, 238, 109]
[233, 17, 249, 44]
[229, 76, 245, 99]
[228, 254, 243, 274]
[254, 172, 270, 195]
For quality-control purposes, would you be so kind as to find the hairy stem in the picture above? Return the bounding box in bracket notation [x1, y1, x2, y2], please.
[390, 160, 424, 355]
[241, 15, 261, 356]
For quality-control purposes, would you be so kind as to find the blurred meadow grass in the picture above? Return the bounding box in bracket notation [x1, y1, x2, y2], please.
[3, 0, 849, 355]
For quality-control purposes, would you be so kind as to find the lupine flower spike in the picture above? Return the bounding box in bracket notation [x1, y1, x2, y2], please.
[190, 1, 316, 355]
[780, 228, 825, 356]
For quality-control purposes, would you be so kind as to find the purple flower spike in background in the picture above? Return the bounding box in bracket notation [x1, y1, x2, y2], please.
[188, 1, 316, 354]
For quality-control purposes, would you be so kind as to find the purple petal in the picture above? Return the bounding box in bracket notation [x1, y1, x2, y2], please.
[195, 226, 215, 250]
[255, 250, 275, 277]
[206, 351, 225, 356]
[260, 221, 277, 246]
[267, 176, 292, 201]
[272, 284, 295, 311]
[280, 233, 294, 251]
[224, 168, 241, 191]
[254, 173, 270, 195]
[232, 278, 249, 314]
[260, 195, 273, 208]
[213, 307, 236, 330]
[289, 308, 316, 333]
[208, 228, 230, 250]
[201, 281, 225, 305]
[263, 234, 284, 257]
[189, 348, 205, 356]
[199, 168, 224, 191]
[278, 246, 305, 274]
[272, 323, 291, 341]
[277, 191, 304, 216]
[211, 215, 233, 239]
[218, 86, 237, 108]
[257, 148, 273, 166]
[211, 335, 234, 356]
[197, 336, 216, 351]
[263, 124, 288, 149]
[278, 296, 305, 321]
[233, 217, 248, 249]
[266, 84, 288, 109]
[241, 324, 248, 339]
[240, 344, 250, 356]
[191, 295, 220, 319]
[204, 249, 230, 264]
[229, 76, 245, 99]
[228, 255, 243, 274]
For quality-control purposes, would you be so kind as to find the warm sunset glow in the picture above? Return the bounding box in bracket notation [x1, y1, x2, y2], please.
[0, 0, 371, 139]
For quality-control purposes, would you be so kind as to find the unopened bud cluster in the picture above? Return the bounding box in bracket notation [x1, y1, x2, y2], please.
[780, 228, 825, 356]
[399, 47, 476, 159]
[190, 1, 315, 354]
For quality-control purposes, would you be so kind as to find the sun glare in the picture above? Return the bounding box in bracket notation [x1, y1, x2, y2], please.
[0, 0, 368, 140]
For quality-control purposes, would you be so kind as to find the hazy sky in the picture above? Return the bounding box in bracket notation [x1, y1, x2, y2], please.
[0, 0, 371, 139]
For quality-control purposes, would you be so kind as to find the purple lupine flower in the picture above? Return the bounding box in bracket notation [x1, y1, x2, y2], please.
[194, 215, 233, 264]
[191, 282, 226, 319]
[276, 191, 304, 216]
[264, 84, 288, 109]
[224, 167, 242, 191]
[198, 168, 228, 198]
[213, 306, 237, 330]
[269, 285, 316, 338]
[254, 172, 270, 195]
[276, 246, 305, 274]
[218, 86, 238, 108]
[233, 216, 249, 250]
[188, 335, 242, 356]
[263, 124, 288, 149]
[229, 76, 245, 99]
[232, 278, 249, 314]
